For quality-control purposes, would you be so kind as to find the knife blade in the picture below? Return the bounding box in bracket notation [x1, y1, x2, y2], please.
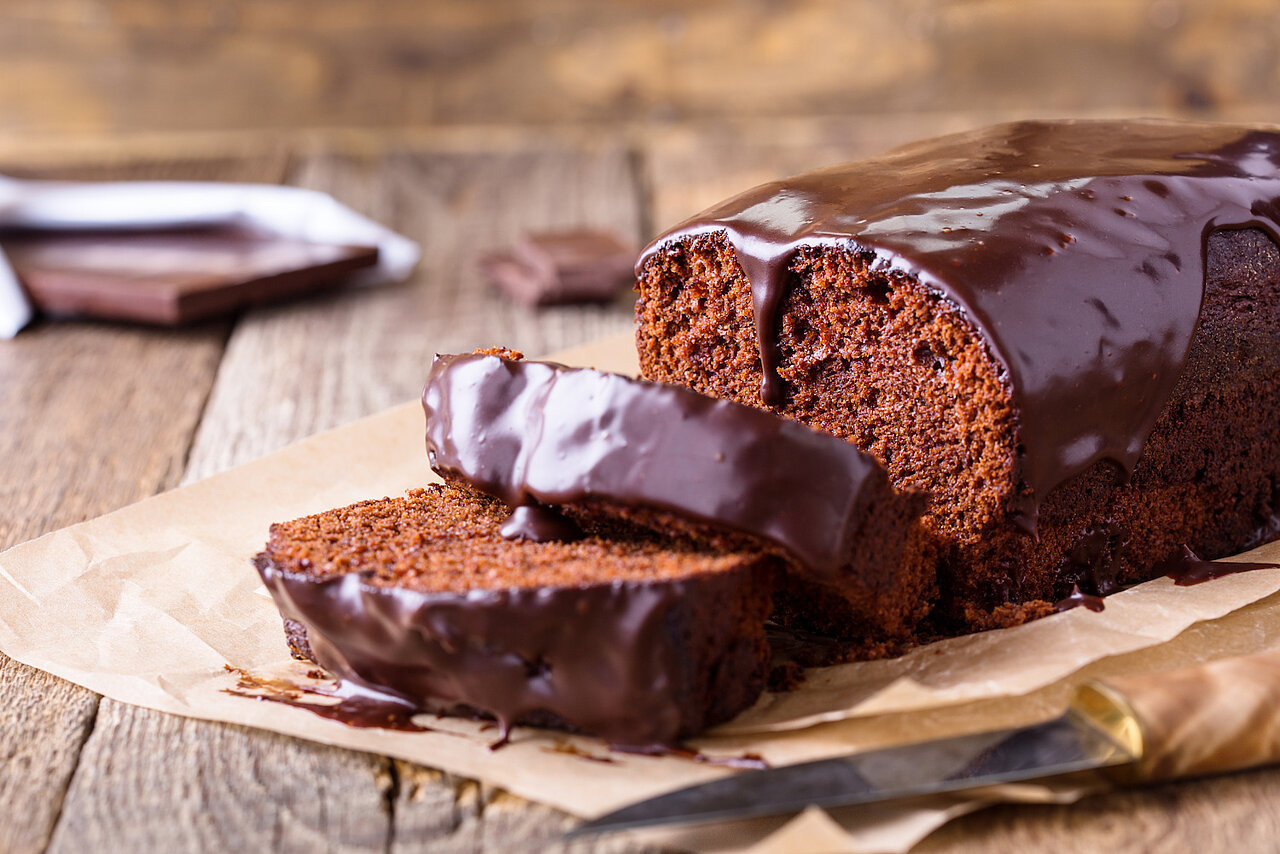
[569, 710, 1131, 837]
[569, 647, 1280, 838]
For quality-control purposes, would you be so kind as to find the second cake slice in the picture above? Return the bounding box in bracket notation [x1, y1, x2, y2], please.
[423, 350, 935, 646]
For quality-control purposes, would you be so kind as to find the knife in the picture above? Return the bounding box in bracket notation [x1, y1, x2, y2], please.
[569, 648, 1280, 837]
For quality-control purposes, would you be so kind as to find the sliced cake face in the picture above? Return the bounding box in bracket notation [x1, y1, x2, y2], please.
[422, 352, 934, 640]
[636, 235, 1018, 553]
[259, 483, 762, 592]
[636, 120, 1280, 626]
[255, 484, 776, 747]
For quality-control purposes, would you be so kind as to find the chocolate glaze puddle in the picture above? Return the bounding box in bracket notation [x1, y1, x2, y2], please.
[1160, 545, 1280, 586]
[225, 667, 768, 764]
[639, 120, 1280, 527]
[611, 743, 770, 770]
[222, 666, 432, 732]
[1055, 584, 1106, 613]
[543, 740, 619, 764]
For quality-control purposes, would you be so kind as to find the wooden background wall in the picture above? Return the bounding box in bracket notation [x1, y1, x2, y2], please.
[2, 0, 1279, 141]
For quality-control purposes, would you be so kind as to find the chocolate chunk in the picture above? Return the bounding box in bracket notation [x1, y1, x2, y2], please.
[6, 225, 378, 325]
[480, 228, 636, 306]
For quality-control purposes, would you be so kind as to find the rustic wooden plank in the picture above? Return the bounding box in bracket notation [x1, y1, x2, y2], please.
[47, 701, 394, 854]
[0, 322, 227, 548]
[47, 140, 642, 852]
[916, 766, 1280, 853]
[0, 657, 99, 854]
[388, 763, 655, 853]
[382, 766, 481, 854]
[0, 150, 288, 854]
[0, 322, 226, 851]
[2, 0, 1280, 137]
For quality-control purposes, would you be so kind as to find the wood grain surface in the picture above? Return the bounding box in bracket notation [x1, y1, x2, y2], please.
[4, 0, 1280, 137]
[5, 122, 1280, 853]
[0, 151, 287, 854]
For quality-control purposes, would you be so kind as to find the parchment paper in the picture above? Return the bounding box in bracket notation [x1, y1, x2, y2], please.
[4, 331, 1280, 854]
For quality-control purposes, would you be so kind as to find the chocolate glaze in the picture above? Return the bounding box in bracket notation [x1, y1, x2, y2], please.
[423, 352, 900, 582]
[498, 504, 584, 543]
[639, 120, 1280, 526]
[224, 670, 431, 732]
[610, 743, 770, 770]
[1056, 524, 1129, 596]
[1160, 545, 1280, 586]
[543, 740, 619, 764]
[256, 554, 730, 747]
[1054, 584, 1106, 613]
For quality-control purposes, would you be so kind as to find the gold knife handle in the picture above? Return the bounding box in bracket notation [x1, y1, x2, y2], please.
[1071, 649, 1280, 781]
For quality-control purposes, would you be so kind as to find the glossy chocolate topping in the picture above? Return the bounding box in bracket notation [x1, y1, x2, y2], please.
[639, 120, 1280, 523]
[498, 504, 584, 543]
[422, 352, 900, 581]
[224, 666, 431, 732]
[1054, 584, 1106, 613]
[1160, 545, 1280, 586]
[257, 554, 715, 747]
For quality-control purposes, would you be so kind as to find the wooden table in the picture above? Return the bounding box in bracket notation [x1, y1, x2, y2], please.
[5, 118, 1280, 853]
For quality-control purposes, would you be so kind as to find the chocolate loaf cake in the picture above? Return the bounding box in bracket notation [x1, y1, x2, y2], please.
[636, 119, 1280, 628]
[255, 483, 777, 746]
[422, 351, 934, 644]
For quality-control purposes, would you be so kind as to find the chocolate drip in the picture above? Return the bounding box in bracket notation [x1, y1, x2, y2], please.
[499, 504, 584, 543]
[223, 666, 431, 732]
[423, 353, 899, 581]
[224, 684, 431, 732]
[1057, 524, 1128, 596]
[639, 120, 1280, 525]
[1055, 584, 1106, 613]
[1160, 545, 1280, 586]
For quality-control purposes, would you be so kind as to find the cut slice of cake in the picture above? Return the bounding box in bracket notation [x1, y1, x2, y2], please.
[254, 482, 777, 747]
[422, 351, 935, 647]
[634, 119, 1280, 629]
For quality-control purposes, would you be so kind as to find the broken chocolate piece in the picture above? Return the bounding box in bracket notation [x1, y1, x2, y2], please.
[481, 228, 635, 306]
[6, 225, 378, 325]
